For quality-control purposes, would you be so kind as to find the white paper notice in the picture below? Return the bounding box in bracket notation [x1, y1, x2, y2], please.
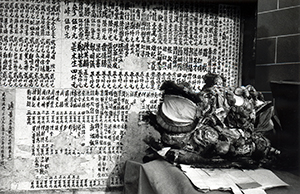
[180, 165, 288, 194]
[243, 169, 289, 190]
[242, 188, 267, 194]
[180, 165, 242, 194]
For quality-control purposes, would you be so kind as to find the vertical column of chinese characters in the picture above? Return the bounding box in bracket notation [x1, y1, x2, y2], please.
[0, 5, 2, 86]
[7, 94, 14, 162]
[0, 3, 12, 87]
[0, 89, 15, 189]
[0, 91, 6, 165]
[217, 4, 241, 87]
[226, 5, 235, 87]
[232, 7, 240, 86]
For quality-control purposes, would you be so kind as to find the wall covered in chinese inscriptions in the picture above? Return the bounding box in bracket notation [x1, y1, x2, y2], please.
[0, 0, 242, 192]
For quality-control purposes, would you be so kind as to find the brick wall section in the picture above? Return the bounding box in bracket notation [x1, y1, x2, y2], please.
[255, 0, 300, 100]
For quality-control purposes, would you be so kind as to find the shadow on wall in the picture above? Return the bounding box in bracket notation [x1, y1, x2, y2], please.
[256, 26, 274, 65]
[256, 25, 300, 175]
[270, 81, 300, 175]
[255, 25, 274, 93]
[105, 105, 161, 190]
